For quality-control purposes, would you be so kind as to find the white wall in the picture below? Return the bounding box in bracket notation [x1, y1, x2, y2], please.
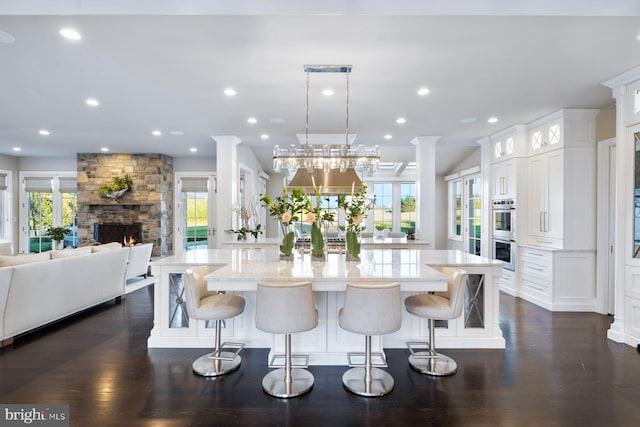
[173, 156, 215, 172]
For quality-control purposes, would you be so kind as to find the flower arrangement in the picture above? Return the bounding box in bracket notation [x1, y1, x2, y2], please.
[98, 174, 133, 198]
[307, 177, 336, 261]
[227, 205, 262, 240]
[260, 183, 308, 259]
[337, 184, 372, 261]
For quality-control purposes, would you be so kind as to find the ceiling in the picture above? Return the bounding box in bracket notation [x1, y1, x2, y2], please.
[1, 2, 640, 175]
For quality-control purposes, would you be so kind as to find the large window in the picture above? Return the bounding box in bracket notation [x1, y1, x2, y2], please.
[21, 174, 77, 253]
[448, 179, 462, 240]
[370, 182, 416, 233]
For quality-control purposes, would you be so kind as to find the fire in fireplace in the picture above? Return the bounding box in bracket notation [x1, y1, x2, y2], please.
[94, 223, 142, 245]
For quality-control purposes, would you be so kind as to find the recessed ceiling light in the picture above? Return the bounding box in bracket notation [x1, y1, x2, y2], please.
[59, 28, 82, 41]
[417, 87, 430, 96]
[260, 134, 269, 140]
[460, 117, 477, 124]
[396, 117, 406, 124]
[384, 134, 392, 140]
[169, 130, 184, 136]
[322, 88, 334, 96]
[0, 30, 15, 44]
[190, 147, 198, 153]
[247, 117, 257, 124]
[488, 117, 499, 124]
[85, 98, 100, 107]
[101, 147, 109, 152]
[224, 88, 237, 97]
[12, 147, 21, 152]
[269, 118, 285, 124]
[38, 129, 50, 136]
[151, 130, 162, 136]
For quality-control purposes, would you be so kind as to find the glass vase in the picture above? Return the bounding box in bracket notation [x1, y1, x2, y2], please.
[345, 230, 361, 262]
[279, 222, 296, 261]
[310, 222, 326, 261]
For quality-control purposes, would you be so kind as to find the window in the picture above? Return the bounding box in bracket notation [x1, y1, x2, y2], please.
[0, 171, 9, 241]
[448, 179, 462, 240]
[372, 183, 393, 231]
[180, 177, 209, 251]
[21, 174, 77, 253]
[400, 183, 416, 233]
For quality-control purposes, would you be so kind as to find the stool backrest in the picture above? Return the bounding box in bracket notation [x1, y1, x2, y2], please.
[184, 266, 210, 317]
[256, 281, 318, 334]
[438, 267, 468, 319]
[341, 282, 402, 335]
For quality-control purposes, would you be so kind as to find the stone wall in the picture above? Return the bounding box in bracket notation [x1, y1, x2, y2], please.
[76, 153, 173, 257]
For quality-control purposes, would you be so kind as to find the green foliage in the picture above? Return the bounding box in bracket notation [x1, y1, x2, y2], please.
[401, 195, 416, 212]
[47, 226, 71, 243]
[98, 174, 133, 197]
[228, 224, 263, 240]
[310, 222, 325, 259]
[337, 186, 372, 235]
[375, 223, 387, 231]
[345, 230, 361, 260]
[259, 186, 308, 224]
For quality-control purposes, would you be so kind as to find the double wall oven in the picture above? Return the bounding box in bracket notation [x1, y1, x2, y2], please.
[492, 199, 516, 271]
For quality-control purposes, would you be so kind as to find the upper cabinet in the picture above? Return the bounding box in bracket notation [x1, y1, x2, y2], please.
[525, 109, 599, 250]
[490, 125, 528, 163]
[492, 159, 516, 200]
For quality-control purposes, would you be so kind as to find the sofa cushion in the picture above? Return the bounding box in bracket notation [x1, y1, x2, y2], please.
[0, 252, 50, 267]
[91, 242, 123, 253]
[50, 247, 92, 259]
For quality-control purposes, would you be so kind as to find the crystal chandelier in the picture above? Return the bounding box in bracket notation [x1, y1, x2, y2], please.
[272, 65, 380, 192]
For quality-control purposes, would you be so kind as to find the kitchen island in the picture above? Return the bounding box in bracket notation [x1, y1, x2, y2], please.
[149, 248, 504, 365]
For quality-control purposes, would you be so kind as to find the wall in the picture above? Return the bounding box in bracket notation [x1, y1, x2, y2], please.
[596, 106, 616, 142]
[435, 175, 447, 249]
[76, 153, 173, 257]
[0, 155, 19, 246]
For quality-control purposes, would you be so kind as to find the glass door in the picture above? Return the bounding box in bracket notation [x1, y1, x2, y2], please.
[465, 175, 481, 256]
[175, 175, 216, 253]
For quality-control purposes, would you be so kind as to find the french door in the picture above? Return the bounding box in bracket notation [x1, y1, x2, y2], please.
[465, 174, 482, 256]
[175, 174, 217, 253]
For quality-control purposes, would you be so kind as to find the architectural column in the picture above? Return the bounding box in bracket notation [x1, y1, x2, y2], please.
[477, 136, 491, 258]
[411, 136, 440, 246]
[608, 85, 627, 342]
[212, 135, 241, 248]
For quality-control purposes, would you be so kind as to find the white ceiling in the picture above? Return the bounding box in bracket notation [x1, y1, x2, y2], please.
[1, 2, 639, 174]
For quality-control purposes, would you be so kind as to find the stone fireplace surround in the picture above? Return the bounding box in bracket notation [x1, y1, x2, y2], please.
[76, 153, 173, 258]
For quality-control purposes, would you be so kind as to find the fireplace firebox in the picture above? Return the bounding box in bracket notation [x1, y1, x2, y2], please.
[94, 223, 142, 245]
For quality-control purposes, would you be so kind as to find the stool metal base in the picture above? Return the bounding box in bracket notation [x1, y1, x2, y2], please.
[192, 352, 241, 377]
[262, 368, 314, 398]
[409, 352, 457, 376]
[342, 367, 394, 397]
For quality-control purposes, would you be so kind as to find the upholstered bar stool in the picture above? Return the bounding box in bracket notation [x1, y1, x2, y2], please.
[339, 282, 402, 397]
[183, 266, 246, 377]
[255, 281, 318, 398]
[404, 267, 467, 376]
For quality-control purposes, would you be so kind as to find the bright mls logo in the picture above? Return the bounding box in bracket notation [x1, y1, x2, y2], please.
[0, 404, 69, 426]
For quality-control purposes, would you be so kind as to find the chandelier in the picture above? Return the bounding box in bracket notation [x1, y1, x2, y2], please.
[273, 65, 380, 193]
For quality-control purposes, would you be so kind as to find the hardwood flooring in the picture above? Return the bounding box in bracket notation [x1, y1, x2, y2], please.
[1, 286, 639, 427]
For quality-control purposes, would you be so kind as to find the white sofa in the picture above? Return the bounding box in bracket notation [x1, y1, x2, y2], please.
[0, 246, 130, 346]
[125, 243, 153, 281]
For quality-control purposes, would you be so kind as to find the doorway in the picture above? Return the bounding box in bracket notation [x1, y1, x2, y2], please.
[596, 138, 616, 315]
[175, 174, 217, 254]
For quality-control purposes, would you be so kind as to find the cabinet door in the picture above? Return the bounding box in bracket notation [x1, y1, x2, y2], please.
[545, 150, 564, 239]
[492, 160, 515, 199]
[528, 154, 546, 237]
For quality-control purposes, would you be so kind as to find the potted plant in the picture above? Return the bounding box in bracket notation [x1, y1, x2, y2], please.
[98, 174, 133, 202]
[47, 226, 71, 250]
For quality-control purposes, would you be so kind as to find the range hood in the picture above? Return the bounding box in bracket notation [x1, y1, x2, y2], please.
[287, 168, 364, 194]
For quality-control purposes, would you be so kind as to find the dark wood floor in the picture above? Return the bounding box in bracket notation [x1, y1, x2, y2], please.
[1, 286, 639, 427]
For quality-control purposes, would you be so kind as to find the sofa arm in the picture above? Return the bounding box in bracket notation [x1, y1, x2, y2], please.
[125, 243, 153, 280]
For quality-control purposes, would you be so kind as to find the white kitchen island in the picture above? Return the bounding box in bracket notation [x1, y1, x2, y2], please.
[148, 248, 505, 365]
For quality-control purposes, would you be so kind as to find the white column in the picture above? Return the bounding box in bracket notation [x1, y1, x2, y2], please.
[608, 85, 627, 342]
[477, 136, 491, 258]
[411, 136, 440, 246]
[212, 135, 241, 248]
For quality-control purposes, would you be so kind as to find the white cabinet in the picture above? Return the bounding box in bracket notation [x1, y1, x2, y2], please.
[519, 245, 596, 311]
[492, 159, 516, 200]
[525, 109, 597, 250]
[527, 150, 563, 247]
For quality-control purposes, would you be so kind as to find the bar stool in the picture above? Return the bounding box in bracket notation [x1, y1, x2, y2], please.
[404, 267, 467, 376]
[255, 281, 318, 398]
[339, 282, 402, 397]
[183, 266, 245, 377]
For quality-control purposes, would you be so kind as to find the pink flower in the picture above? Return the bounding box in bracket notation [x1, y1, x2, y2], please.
[353, 215, 363, 224]
[281, 212, 292, 223]
[306, 212, 316, 223]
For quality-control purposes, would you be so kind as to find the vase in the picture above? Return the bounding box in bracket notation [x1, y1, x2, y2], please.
[345, 230, 361, 262]
[310, 222, 325, 261]
[279, 222, 296, 261]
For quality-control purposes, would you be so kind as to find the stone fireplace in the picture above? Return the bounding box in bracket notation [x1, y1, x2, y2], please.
[94, 223, 143, 246]
[76, 153, 173, 257]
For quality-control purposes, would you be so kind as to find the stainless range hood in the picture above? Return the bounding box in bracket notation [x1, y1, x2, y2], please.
[287, 168, 364, 194]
